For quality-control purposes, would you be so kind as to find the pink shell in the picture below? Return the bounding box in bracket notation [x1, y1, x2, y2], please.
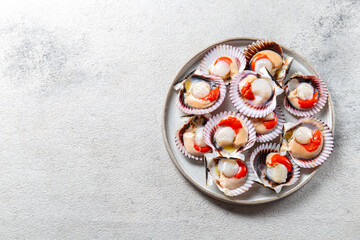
[284, 74, 328, 117]
[255, 105, 285, 143]
[229, 71, 283, 118]
[250, 143, 300, 193]
[174, 115, 211, 161]
[283, 117, 334, 168]
[176, 70, 226, 115]
[203, 111, 256, 156]
[200, 44, 246, 83]
[205, 152, 254, 196]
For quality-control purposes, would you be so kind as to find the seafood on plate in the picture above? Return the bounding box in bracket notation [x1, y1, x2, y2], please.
[284, 73, 328, 117]
[174, 69, 226, 115]
[200, 44, 246, 83]
[280, 117, 334, 168]
[249, 105, 285, 142]
[175, 115, 212, 160]
[243, 40, 293, 85]
[250, 143, 300, 193]
[229, 70, 283, 118]
[206, 152, 254, 196]
[203, 111, 256, 157]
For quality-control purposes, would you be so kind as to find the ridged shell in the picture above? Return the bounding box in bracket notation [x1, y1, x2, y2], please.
[203, 111, 256, 157]
[175, 115, 211, 161]
[243, 40, 292, 84]
[280, 117, 334, 168]
[284, 73, 328, 117]
[175, 69, 226, 115]
[250, 143, 300, 193]
[243, 40, 283, 68]
[254, 105, 285, 143]
[200, 44, 246, 84]
[229, 71, 283, 118]
[277, 57, 293, 85]
[205, 152, 254, 196]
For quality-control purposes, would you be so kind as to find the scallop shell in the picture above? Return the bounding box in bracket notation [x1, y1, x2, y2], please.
[229, 71, 283, 118]
[243, 39, 292, 84]
[284, 73, 329, 117]
[250, 143, 300, 193]
[243, 40, 283, 65]
[255, 105, 285, 143]
[277, 57, 293, 85]
[174, 115, 211, 161]
[175, 69, 226, 115]
[205, 152, 254, 196]
[203, 111, 256, 157]
[200, 44, 246, 84]
[280, 117, 334, 168]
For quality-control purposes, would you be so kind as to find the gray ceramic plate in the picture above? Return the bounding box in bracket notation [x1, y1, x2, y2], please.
[163, 38, 334, 204]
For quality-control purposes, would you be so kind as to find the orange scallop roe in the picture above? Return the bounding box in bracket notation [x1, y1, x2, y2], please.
[263, 114, 278, 129]
[234, 160, 247, 179]
[268, 154, 292, 172]
[301, 129, 322, 152]
[214, 56, 233, 66]
[199, 87, 219, 102]
[240, 80, 255, 100]
[298, 91, 318, 108]
[193, 143, 211, 153]
[218, 116, 243, 134]
[251, 53, 270, 71]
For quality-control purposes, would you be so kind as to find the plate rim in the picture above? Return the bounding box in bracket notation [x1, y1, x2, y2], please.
[162, 37, 335, 205]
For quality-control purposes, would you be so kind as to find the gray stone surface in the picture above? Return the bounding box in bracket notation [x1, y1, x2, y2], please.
[0, 0, 359, 239]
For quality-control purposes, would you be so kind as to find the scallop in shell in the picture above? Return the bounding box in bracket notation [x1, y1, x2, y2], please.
[250, 105, 285, 143]
[229, 70, 283, 118]
[283, 73, 328, 117]
[200, 44, 246, 84]
[250, 143, 300, 193]
[205, 152, 254, 196]
[175, 115, 212, 160]
[203, 111, 256, 157]
[174, 69, 226, 115]
[243, 40, 293, 85]
[279, 117, 334, 168]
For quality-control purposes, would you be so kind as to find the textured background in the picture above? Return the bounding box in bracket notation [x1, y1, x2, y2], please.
[0, 0, 359, 239]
